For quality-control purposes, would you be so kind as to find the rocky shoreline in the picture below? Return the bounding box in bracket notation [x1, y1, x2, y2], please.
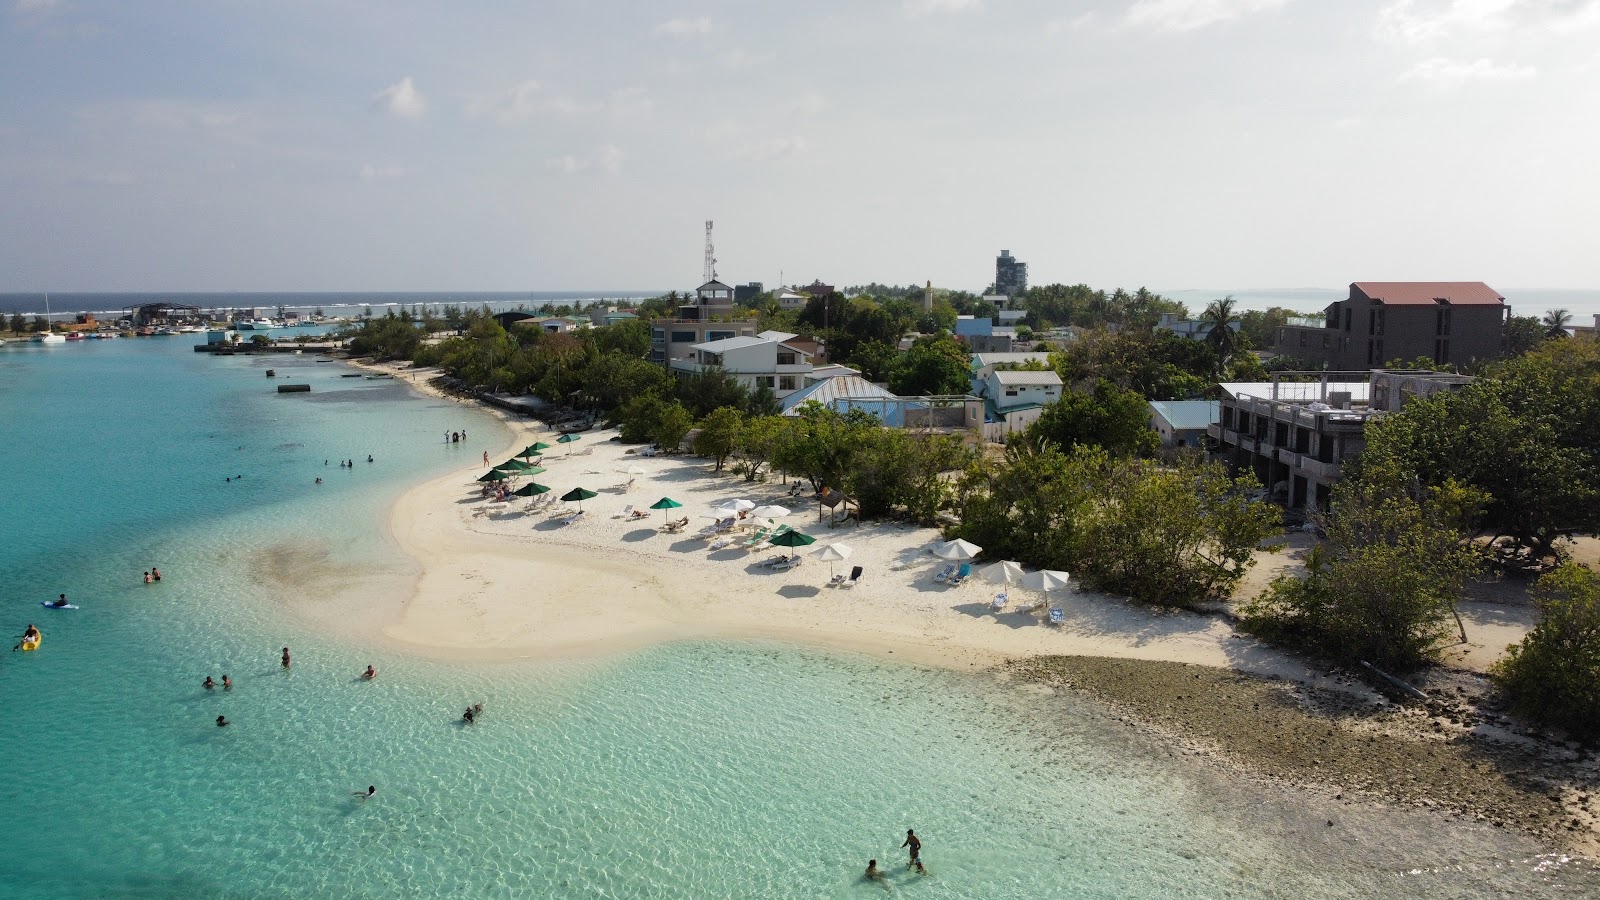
[1006, 655, 1600, 858]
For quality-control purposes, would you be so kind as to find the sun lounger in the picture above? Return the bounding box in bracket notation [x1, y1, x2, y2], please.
[840, 565, 862, 588]
[1048, 607, 1065, 625]
[560, 510, 584, 526]
[932, 564, 956, 584]
[947, 563, 972, 587]
[991, 592, 1008, 612]
[661, 517, 689, 533]
[628, 509, 650, 520]
[741, 526, 773, 547]
[612, 505, 635, 519]
[708, 537, 733, 551]
[773, 555, 803, 571]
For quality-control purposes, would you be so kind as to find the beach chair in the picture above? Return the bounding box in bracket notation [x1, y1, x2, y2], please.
[740, 526, 773, 548]
[1048, 607, 1065, 625]
[560, 510, 584, 526]
[708, 537, 732, 551]
[840, 565, 863, 588]
[628, 509, 650, 520]
[991, 592, 1009, 613]
[948, 563, 971, 587]
[612, 505, 635, 519]
[931, 564, 956, 584]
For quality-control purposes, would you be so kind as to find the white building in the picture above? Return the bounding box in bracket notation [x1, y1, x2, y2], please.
[669, 334, 816, 398]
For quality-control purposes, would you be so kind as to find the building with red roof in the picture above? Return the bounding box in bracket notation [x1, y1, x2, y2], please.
[1273, 282, 1507, 369]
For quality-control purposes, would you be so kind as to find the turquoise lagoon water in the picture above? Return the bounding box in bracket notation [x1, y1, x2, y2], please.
[2, 338, 1596, 898]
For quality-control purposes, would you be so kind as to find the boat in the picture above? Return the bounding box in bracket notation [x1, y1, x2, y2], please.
[40, 600, 78, 610]
[236, 318, 278, 331]
[20, 631, 41, 651]
[32, 292, 65, 344]
[66, 332, 86, 341]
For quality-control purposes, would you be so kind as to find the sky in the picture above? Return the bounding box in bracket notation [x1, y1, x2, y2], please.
[2, 0, 1597, 293]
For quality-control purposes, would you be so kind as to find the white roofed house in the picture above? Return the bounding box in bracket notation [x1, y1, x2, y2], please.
[669, 334, 816, 399]
[981, 368, 1063, 439]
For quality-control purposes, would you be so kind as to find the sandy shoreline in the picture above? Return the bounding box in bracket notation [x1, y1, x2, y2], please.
[337, 356, 1599, 857]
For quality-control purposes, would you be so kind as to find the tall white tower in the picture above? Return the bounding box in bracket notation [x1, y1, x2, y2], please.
[703, 220, 717, 282]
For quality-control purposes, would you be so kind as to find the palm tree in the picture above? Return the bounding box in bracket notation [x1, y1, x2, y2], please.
[1201, 296, 1240, 368]
[1543, 309, 1572, 339]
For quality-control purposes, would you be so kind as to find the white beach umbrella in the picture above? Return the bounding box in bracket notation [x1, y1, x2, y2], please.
[810, 542, 854, 578]
[751, 504, 791, 519]
[1020, 569, 1071, 592]
[715, 499, 756, 513]
[980, 560, 1025, 585]
[624, 465, 646, 477]
[933, 538, 983, 561]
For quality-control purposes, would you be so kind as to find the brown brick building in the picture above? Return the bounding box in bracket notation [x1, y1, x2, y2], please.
[1273, 282, 1507, 369]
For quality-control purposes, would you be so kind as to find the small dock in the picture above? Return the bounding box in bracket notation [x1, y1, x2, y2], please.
[194, 341, 344, 355]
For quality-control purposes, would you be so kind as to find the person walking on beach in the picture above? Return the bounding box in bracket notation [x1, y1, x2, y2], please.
[482, 450, 489, 466]
[901, 829, 921, 866]
[281, 647, 291, 669]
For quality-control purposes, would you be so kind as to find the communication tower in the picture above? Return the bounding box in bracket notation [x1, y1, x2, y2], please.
[703, 220, 717, 282]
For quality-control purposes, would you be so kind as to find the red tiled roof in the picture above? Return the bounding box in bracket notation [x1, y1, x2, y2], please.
[1351, 282, 1504, 306]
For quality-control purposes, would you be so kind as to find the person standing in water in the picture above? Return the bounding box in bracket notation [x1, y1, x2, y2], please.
[216, 715, 229, 727]
[281, 647, 291, 669]
[203, 676, 216, 690]
[362, 665, 377, 680]
[901, 829, 921, 866]
[865, 860, 882, 880]
[152, 567, 161, 582]
[222, 675, 232, 690]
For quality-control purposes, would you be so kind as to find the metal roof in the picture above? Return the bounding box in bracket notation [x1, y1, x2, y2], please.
[690, 335, 772, 353]
[781, 375, 897, 414]
[1148, 400, 1219, 432]
[1351, 282, 1503, 306]
[991, 370, 1063, 386]
[1219, 381, 1371, 403]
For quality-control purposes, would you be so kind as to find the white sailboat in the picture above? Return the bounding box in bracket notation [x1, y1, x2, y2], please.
[33, 292, 65, 343]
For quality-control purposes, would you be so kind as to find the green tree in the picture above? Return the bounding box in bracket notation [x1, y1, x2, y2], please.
[7, 312, 24, 333]
[1504, 315, 1547, 357]
[693, 406, 744, 472]
[1054, 330, 1214, 401]
[888, 334, 970, 396]
[1238, 307, 1294, 350]
[1543, 308, 1572, 339]
[591, 318, 650, 357]
[1075, 456, 1279, 608]
[652, 403, 694, 453]
[1242, 463, 1486, 672]
[675, 366, 749, 418]
[951, 443, 1099, 573]
[1493, 563, 1600, 741]
[1026, 379, 1158, 458]
[1200, 297, 1240, 371]
[848, 430, 971, 522]
[746, 383, 781, 417]
[846, 340, 900, 383]
[735, 415, 788, 482]
[580, 352, 671, 410]
[617, 394, 666, 444]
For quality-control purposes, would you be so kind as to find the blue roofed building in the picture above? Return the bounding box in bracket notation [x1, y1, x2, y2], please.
[782, 373, 983, 436]
[1147, 400, 1219, 449]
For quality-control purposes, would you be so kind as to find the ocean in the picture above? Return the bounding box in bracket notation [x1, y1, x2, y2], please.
[1, 334, 1595, 898]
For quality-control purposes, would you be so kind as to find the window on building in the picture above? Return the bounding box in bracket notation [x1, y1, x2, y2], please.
[1344, 308, 1353, 331]
[778, 376, 797, 391]
[1376, 308, 1385, 336]
[757, 376, 775, 388]
[1005, 388, 1018, 397]
[777, 351, 797, 365]
[706, 331, 734, 341]
[671, 330, 696, 342]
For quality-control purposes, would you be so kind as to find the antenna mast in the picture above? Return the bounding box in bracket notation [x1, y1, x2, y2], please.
[703, 220, 716, 282]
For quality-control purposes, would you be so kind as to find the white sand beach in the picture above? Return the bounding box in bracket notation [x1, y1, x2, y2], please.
[363, 371, 1346, 688]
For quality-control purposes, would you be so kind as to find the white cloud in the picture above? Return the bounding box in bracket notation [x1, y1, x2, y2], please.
[543, 144, 624, 175]
[731, 136, 807, 162]
[789, 91, 827, 116]
[1123, 0, 1291, 31]
[1376, 0, 1600, 43]
[655, 16, 714, 36]
[1400, 55, 1537, 84]
[903, 0, 983, 14]
[374, 76, 427, 119]
[358, 164, 411, 180]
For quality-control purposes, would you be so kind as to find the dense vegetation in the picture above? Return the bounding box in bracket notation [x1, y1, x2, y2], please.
[1493, 563, 1600, 741]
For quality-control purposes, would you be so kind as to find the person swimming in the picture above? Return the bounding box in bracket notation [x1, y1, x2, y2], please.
[281, 647, 291, 669]
[216, 715, 229, 727]
[865, 860, 882, 880]
[203, 676, 216, 690]
[463, 707, 475, 725]
[362, 665, 377, 680]
[366, 455, 373, 463]
[353, 786, 376, 800]
[222, 675, 232, 690]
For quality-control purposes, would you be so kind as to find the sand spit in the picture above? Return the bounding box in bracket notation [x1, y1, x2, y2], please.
[1007, 656, 1600, 857]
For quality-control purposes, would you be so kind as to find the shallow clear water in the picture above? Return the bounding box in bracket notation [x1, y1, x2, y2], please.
[2, 337, 1596, 898]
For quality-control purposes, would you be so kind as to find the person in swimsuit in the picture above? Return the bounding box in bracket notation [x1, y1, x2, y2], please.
[865, 860, 882, 880]
[362, 665, 377, 680]
[152, 568, 161, 582]
[203, 676, 216, 690]
[216, 715, 229, 727]
[222, 675, 232, 690]
[902, 829, 921, 865]
[353, 786, 376, 800]
[463, 707, 475, 725]
[144, 571, 152, 584]
[281, 647, 291, 669]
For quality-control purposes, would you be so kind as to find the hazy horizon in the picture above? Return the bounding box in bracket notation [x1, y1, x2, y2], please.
[4, 1, 1597, 292]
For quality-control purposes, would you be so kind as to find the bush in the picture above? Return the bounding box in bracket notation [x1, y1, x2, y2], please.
[1493, 564, 1600, 741]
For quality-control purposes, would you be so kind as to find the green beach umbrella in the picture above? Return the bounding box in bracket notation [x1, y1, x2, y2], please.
[520, 442, 551, 459]
[478, 470, 510, 482]
[649, 496, 683, 523]
[560, 486, 598, 511]
[521, 465, 547, 476]
[768, 529, 817, 558]
[513, 481, 551, 497]
[495, 459, 532, 472]
[557, 432, 581, 455]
